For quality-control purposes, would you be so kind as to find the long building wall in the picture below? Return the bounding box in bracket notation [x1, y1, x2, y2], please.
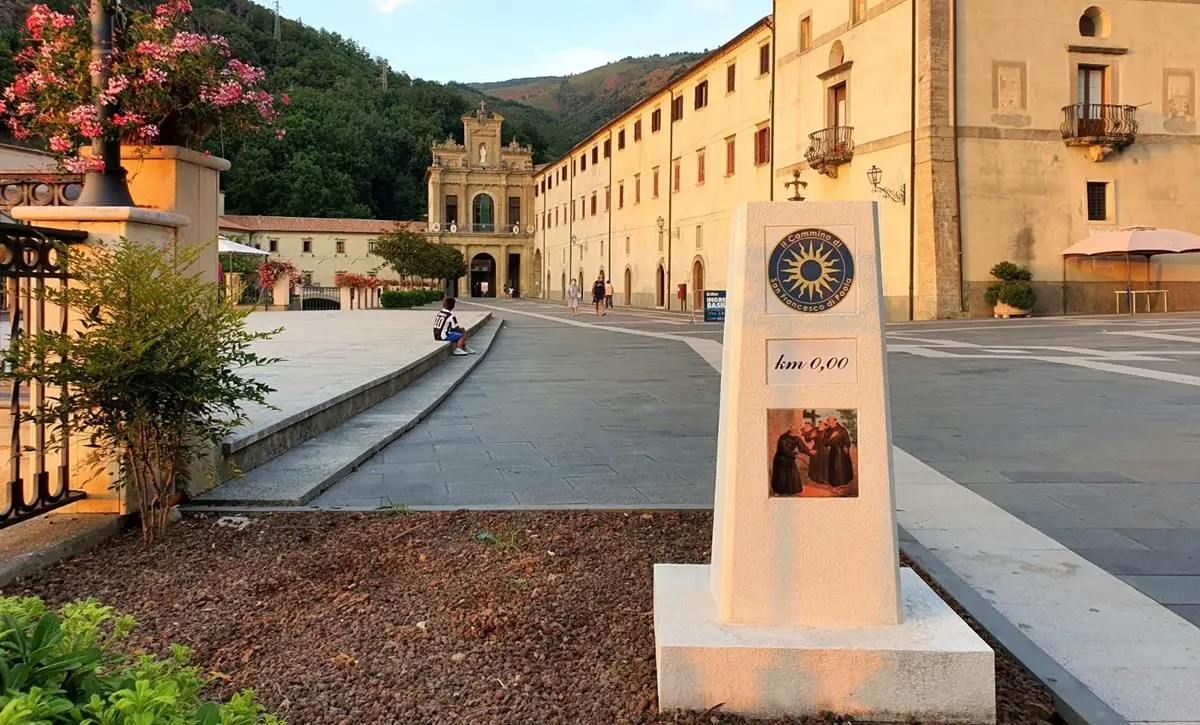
[535, 20, 774, 311]
[532, 0, 1200, 320]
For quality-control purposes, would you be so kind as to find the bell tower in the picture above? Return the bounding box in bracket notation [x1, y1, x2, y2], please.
[463, 101, 503, 169]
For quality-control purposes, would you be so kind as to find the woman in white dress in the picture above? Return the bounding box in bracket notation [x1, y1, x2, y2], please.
[568, 278, 580, 317]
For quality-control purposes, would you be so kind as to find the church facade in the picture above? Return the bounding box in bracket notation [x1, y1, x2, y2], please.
[425, 103, 540, 298]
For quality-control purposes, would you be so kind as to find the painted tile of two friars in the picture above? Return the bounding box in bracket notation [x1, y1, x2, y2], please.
[652, 202, 996, 723]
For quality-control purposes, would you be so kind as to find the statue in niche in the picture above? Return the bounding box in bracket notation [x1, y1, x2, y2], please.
[478, 143, 488, 166]
[1164, 71, 1196, 134]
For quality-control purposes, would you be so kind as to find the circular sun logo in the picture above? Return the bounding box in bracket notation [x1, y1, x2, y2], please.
[768, 228, 855, 312]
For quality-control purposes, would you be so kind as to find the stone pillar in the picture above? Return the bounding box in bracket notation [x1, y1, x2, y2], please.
[272, 276, 290, 310]
[88, 145, 228, 285]
[912, 0, 964, 320]
[654, 202, 994, 722]
[10, 205, 191, 514]
[339, 287, 353, 310]
[496, 244, 508, 297]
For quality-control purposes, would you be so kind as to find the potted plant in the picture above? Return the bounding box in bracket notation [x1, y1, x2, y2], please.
[3, 1, 285, 171]
[984, 261, 1037, 318]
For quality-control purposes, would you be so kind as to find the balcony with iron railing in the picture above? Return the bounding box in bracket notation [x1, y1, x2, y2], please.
[0, 172, 83, 215]
[804, 126, 854, 178]
[1061, 103, 1138, 158]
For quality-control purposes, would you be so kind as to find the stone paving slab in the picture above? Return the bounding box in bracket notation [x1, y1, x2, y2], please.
[190, 320, 501, 507]
[231, 308, 488, 447]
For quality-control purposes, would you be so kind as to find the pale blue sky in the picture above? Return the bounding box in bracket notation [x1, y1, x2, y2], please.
[280, 0, 771, 83]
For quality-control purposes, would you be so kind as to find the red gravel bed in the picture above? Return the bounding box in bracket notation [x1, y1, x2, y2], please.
[10, 511, 1057, 724]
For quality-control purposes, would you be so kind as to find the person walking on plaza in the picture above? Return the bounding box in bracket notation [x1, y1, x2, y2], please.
[433, 297, 474, 356]
[592, 275, 607, 316]
[568, 278, 580, 316]
[605, 279, 615, 309]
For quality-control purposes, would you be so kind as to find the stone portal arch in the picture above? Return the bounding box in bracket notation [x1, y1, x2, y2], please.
[469, 252, 496, 298]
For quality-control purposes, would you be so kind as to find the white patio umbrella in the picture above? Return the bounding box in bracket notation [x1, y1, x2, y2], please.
[1061, 227, 1200, 314]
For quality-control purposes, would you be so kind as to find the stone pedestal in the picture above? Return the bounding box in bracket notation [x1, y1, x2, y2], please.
[655, 566, 994, 721]
[87, 145, 228, 284]
[10, 205, 191, 515]
[272, 277, 291, 310]
[653, 202, 995, 722]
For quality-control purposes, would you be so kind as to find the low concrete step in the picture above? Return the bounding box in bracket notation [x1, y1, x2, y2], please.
[191, 319, 502, 508]
[220, 312, 492, 481]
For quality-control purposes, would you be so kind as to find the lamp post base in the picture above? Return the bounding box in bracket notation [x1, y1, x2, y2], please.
[76, 169, 135, 208]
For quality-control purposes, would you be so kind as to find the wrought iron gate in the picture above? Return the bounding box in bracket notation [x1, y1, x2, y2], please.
[0, 222, 89, 529]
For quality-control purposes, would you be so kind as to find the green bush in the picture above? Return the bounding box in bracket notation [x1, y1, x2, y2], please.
[985, 261, 1037, 311]
[380, 290, 445, 309]
[1, 240, 277, 542]
[0, 595, 282, 724]
[989, 261, 1033, 282]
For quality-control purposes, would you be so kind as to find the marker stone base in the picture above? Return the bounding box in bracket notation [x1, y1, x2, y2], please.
[654, 564, 996, 723]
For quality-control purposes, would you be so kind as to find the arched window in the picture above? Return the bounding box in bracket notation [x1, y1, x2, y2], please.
[829, 41, 845, 68]
[472, 195, 494, 232]
[1079, 7, 1110, 38]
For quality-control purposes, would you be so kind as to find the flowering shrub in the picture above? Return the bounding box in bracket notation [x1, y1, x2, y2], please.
[258, 259, 301, 290]
[3, 1, 285, 172]
[334, 272, 382, 289]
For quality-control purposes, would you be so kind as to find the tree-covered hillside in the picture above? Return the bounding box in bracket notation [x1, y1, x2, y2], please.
[0, 0, 699, 220]
[0, 0, 572, 220]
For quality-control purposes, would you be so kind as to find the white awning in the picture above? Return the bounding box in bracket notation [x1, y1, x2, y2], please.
[218, 236, 270, 256]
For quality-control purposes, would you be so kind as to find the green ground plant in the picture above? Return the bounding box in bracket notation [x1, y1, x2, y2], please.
[0, 595, 282, 724]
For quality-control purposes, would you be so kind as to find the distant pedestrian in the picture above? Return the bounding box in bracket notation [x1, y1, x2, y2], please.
[568, 278, 580, 316]
[592, 275, 607, 316]
[433, 297, 474, 356]
[605, 279, 614, 309]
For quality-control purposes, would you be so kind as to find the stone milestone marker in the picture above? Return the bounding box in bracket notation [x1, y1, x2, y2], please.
[653, 202, 995, 723]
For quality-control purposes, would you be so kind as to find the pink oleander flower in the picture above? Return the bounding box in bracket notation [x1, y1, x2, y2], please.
[66, 104, 97, 125]
[63, 156, 86, 173]
[142, 68, 168, 85]
[135, 40, 174, 62]
[171, 31, 206, 55]
[200, 78, 243, 107]
[17, 102, 36, 117]
[84, 157, 105, 172]
[281, 93, 290, 106]
[156, 0, 193, 17]
[48, 135, 70, 152]
[111, 112, 144, 127]
[139, 124, 160, 140]
[79, 119, 102, 138]
[275, 128, 286, 140]
[227, 59, 266, 86]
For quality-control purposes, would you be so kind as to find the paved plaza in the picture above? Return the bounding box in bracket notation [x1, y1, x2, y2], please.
[294, 300, 1200, 721]
[313, 302, 1200, 624]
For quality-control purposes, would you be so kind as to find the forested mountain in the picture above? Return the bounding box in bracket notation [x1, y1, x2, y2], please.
[0, 0, 698, 220]
[471, 53, 704, 142]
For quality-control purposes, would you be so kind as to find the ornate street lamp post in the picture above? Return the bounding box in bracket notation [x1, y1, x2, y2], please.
[77, 0, 134, 207]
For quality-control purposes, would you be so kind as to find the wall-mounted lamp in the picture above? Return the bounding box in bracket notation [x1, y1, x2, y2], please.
[656, 216, 665, 231]
[867, 165, 906, 204]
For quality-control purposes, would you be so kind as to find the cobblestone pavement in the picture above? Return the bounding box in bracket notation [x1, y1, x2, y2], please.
[315, 301, 1200, 627]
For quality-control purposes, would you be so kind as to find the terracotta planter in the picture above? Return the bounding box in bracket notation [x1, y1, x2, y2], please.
[993, 302, 1032, 319]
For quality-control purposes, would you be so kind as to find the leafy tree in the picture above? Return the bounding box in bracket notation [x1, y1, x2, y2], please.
[371, 227, 434, 279]
[428, 243, 467, 289]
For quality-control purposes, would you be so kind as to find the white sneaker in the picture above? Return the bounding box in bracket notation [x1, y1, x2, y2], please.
[453, 348, 469, 356]
[464, 346, 478, 354]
